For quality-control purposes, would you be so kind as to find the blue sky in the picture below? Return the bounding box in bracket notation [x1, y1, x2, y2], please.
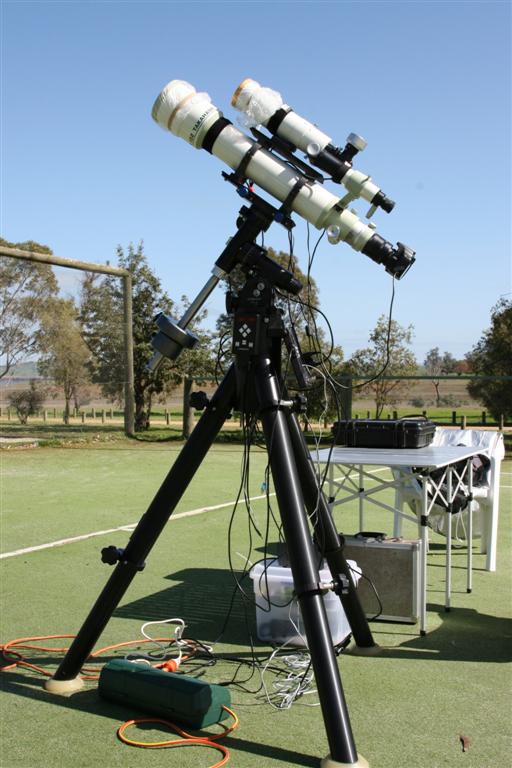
[2, 0, 511, 361]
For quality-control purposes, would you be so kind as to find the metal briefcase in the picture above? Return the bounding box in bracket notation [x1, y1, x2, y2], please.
[342, 534, 421, 623]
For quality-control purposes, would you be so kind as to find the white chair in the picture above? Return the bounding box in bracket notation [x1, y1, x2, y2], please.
[393, 428, 505, 572]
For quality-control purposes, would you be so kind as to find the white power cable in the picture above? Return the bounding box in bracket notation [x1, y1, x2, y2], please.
[125, 617, 186, 665]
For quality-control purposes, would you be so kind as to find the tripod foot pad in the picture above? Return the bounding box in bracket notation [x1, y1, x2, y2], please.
[44, 676, 84, 696]
[345, 642, 382, 657]
[322, 753, 369, 767]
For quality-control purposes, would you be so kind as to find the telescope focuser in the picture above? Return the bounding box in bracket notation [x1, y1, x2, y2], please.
[307, 136, 395, 218]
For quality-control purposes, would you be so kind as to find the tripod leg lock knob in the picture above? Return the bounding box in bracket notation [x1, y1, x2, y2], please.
[333, 574, 350, 596]
[101, 546, 145, 571]
[101, 546, 124, 565]
[190, 391, 210, 410]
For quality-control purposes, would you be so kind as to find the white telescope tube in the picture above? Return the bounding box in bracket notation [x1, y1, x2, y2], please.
[152, 80, 375, 252]
[231, 78, 394, 214]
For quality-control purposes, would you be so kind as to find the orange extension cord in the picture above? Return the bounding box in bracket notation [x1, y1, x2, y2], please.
[1, 634, 239, 768]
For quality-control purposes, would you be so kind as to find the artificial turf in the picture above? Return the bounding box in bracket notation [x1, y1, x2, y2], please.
[1, 444, 511, 768]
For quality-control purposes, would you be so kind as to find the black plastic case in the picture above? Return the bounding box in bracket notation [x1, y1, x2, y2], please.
[332, 418, 436, 449]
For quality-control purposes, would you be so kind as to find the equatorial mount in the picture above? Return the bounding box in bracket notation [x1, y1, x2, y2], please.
[147, 185, 298, 374]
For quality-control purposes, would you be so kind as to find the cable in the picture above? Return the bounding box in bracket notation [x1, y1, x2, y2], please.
[117, 705, 239, 767]
[1, 631, 239, 766]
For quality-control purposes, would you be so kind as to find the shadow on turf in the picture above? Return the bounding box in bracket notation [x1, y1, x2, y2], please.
[0, 670, 318, 767]
[372, 603, 512, 663]
[114, 567, 260, 646]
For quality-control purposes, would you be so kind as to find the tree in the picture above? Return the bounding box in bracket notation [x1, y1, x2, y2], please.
[349, 316, 417, 418]
[301, 343, 351, 424]
[80, 242, 179, 431]
[37, 298, 92, 424]
[80, 270, 124, 398]
[466, 298, 512, 420]
[0, 238, 58, 379]
[423, 348, 459, 407]
[7, 379, 45, 424]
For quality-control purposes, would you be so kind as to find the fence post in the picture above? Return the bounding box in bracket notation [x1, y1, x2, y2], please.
[422, 410, 427, 418]
[81, 412, 85, 424]
[366, 410, 370, 419]
[43, 410, 47, 423]
[101, 409, 106, 424]
[461, 415, 467, 429]
[355, 413, 359, 420]
[109, 407, 113, 419]
[393, 410, 398, 420]
[499, 414, 504, 431]
[339, 374, 353, 421]
[91, 408, 96, 420]
[482, 411, 486, 425]
[7, 408, 11, 421]
[452, 410, 457, 425]
[166, 411, 170, 426]
[53, 407, 57, 418]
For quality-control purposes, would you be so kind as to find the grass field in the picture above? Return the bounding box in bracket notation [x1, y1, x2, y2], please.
[1, 444, 511, 768]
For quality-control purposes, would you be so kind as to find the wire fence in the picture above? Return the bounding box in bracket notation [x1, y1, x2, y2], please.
[0, 375, 509, 430]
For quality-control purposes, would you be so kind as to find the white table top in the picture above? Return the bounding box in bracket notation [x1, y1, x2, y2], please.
[312, 444, 480, 470]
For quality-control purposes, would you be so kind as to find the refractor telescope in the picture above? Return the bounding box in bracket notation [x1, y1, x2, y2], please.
[231, 78, 395, 216]
[151, 79, 415, 280]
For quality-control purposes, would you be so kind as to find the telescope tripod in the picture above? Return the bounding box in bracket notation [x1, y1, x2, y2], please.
[47, 197, 375, 768]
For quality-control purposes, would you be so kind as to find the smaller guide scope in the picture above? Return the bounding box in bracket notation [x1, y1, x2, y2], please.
[231, 78, 395, 218]
[152, 80, 414, 279]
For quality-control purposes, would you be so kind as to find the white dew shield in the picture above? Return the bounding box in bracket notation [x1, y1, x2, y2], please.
[231, 77, 332, 154]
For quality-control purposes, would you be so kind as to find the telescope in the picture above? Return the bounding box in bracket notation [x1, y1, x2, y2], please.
[151, 80, 415, 280]
[231, 78, 395, 217]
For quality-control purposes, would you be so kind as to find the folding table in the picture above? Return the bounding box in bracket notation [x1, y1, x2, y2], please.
[312, 445, 481, 634]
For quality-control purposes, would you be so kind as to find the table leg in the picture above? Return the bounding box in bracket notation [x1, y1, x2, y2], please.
[420, 476, 429, 636]
[393, 476, 403, 538]
[358, 466, 364, 532]
[467, 458, 473, 593]
[445, 466, 452, 612]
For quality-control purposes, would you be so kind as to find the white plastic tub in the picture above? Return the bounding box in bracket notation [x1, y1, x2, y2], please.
[250, 559, 360, 647]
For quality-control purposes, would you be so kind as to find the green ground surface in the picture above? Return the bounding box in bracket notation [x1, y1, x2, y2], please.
[1, 445, 511, 768]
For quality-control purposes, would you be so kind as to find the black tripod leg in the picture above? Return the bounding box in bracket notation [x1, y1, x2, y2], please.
[255, 360, 361, 766]
[47, 365, 237, 691]
[286, 412, 378, 651]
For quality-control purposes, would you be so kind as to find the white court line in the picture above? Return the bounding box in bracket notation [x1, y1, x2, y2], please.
[0, 494, 274, 560]
[2, 466, 505, 560]
[0, 467, 388, 560]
